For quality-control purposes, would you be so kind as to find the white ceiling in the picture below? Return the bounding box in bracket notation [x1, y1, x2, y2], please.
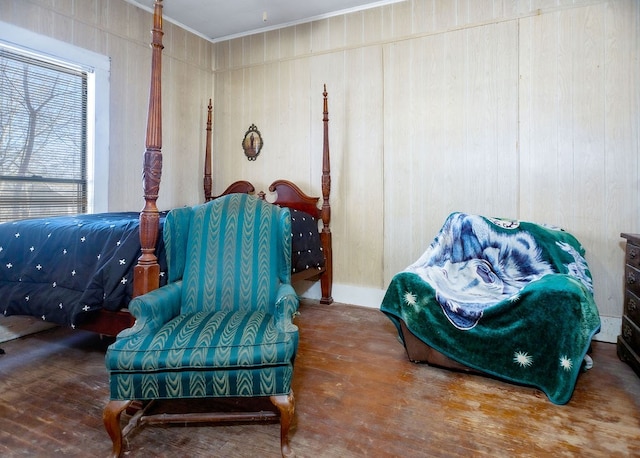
[125, 0, 406, 43]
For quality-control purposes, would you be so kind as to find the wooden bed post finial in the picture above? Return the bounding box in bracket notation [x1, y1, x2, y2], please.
[204, 99, 213, 201]
[321, 84, 331, 232]
[134, 0, 164, 298]
[320, 84, 333, 304]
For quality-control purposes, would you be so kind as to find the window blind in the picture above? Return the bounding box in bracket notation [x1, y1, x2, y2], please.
[0, 47, 87, 222]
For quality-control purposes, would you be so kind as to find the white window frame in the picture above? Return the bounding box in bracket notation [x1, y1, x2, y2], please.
[0, 21, 110, 213]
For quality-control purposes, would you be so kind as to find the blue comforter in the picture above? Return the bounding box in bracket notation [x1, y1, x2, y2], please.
[0, 208, 324, 328]
[0, 213, 167, 327]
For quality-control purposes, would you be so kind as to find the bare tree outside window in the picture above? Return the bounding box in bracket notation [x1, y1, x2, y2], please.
[0, 47, 87, 222]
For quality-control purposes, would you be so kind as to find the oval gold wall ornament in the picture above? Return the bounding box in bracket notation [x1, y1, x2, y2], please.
[242, 124, 263, 161]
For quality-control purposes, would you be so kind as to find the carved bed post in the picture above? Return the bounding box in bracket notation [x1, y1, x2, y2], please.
[204, 99, 213, 201]
[134, 0, 164, 298]
[320, 84, 333, 304]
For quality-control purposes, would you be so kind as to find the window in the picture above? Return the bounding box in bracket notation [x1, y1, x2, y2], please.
[0, 47, 88, 221]
[0, 22, 110, 222]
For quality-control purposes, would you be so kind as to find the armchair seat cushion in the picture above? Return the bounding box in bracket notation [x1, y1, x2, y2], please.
[106, 310, 297, 399]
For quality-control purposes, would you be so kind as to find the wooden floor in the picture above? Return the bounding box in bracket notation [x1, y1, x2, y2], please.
[1, 300, 639, 457]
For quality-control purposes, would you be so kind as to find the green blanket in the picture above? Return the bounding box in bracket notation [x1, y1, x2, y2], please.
[380, 213, 601, 405]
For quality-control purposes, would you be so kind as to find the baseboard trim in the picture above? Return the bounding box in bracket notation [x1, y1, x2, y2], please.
[295, 282, 620, 344]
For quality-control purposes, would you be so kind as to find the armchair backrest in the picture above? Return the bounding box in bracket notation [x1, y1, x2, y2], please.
[166, 194, 292, 315]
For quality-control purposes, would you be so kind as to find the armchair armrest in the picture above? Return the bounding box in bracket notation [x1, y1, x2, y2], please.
[274, 283, 299, 333]
[116, 281, 183, 339]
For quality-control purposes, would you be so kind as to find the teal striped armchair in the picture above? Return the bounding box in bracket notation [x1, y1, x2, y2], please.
[103, 194, 299, 457]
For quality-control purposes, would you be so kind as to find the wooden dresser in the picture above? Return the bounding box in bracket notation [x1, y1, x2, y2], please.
[618, 233, 640, 377]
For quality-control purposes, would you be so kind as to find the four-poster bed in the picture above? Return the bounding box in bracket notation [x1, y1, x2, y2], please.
[0, 0, 333, 338]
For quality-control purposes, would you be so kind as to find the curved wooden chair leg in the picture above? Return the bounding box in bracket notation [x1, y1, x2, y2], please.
[270, 392, 295, 458]
[103, 400, 131, 458]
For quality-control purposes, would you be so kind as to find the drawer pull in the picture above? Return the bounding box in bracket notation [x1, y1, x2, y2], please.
[627, 272, 637, 285]
[629, 298, 638, 311]
[623, 324, 632, 340]
[630, 248, 638, 259]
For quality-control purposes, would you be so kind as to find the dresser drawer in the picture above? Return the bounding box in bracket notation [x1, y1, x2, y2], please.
[624, 290, 640, 326]
[617, 335, 640, 378]
[619, 234, 640, 378]
[625, 240, 640, 269]
[621, 315, 640, 351]
[624, 265, 640, 297]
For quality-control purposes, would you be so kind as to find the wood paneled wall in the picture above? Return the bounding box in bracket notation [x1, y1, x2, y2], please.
[2, 1, 638, 342]
[0, 0, 214, 211]
[213, 0, 639, 342]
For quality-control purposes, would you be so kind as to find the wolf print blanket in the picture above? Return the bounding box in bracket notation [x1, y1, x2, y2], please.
[380, 212, 601, 404]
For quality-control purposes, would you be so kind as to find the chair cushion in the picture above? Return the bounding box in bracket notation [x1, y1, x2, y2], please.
[107, 310, 297, 372]
[106, 310, 297, 399]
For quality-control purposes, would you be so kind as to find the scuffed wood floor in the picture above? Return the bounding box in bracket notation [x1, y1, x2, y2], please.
[1, 300, 639, 457]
